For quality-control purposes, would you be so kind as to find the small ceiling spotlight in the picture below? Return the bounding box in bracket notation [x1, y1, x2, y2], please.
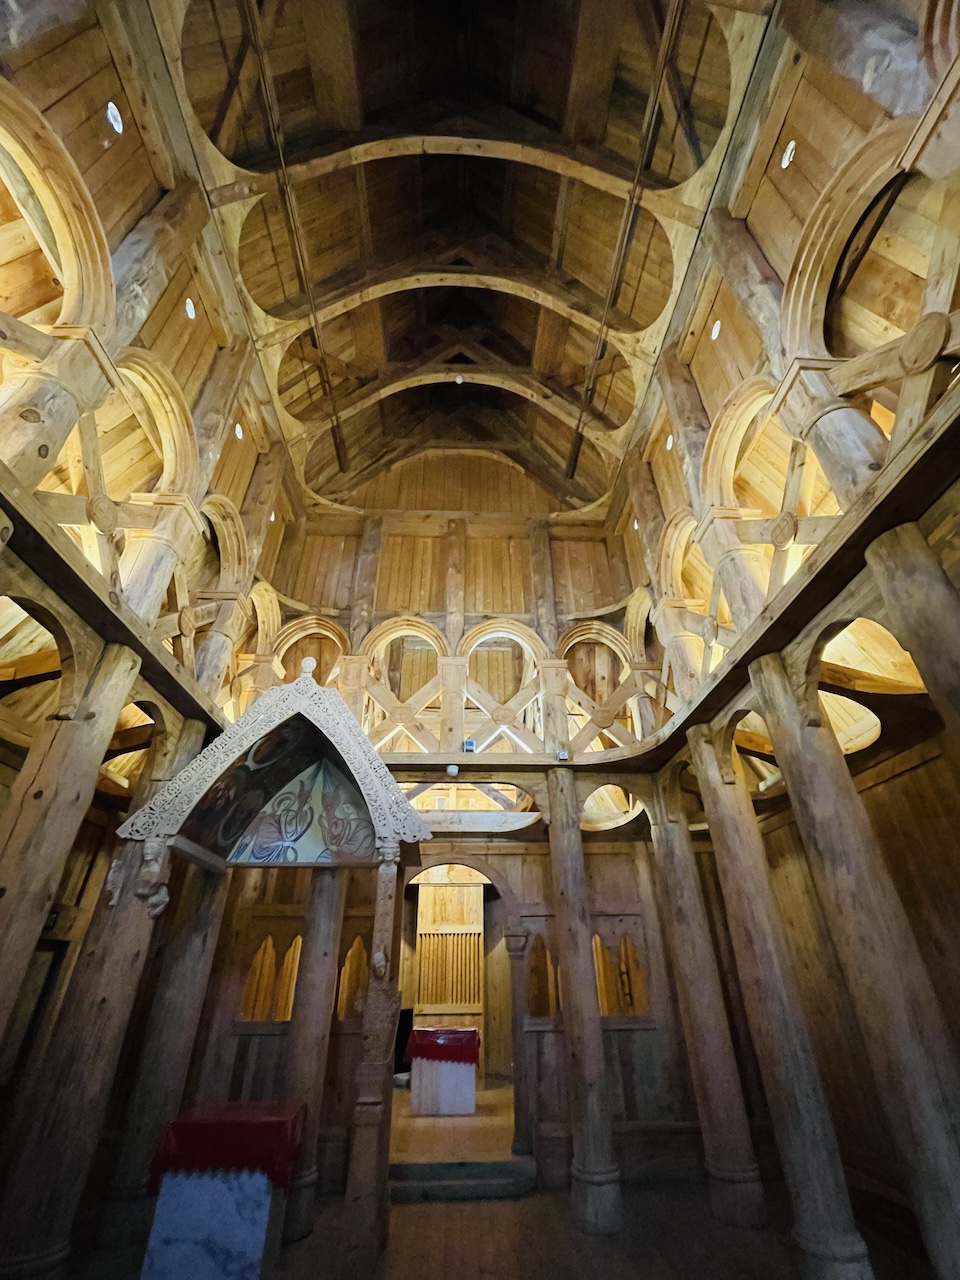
[710, 319, 721, 341]
[781, 139, 796, 169]
[234, 423, 243, 440]
[106, 102, 124, 135]
[666, 433, 674, 451]
[454, 374, 464, 385]
[185, 297, 196, 320]
[269, 510, 276, 522]
[633, 518, 639, 531]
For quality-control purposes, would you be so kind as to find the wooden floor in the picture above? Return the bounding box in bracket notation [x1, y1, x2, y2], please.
[390, 1083, 515, 1163]
[279, 1184, 934, 1280]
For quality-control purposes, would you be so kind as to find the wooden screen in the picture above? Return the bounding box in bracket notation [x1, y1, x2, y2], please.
[414, 879, 484, 1019]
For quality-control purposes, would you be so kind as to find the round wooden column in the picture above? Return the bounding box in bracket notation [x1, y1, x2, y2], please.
[505, 929, 532, 1156]
[646, 775, 766, 1230]
[751, 652, 960, 1279]
[283, 867, 349, 1242]
[865, 522, 960, 769]
[546, 768, 623, 1235]
[687, 725, 875, 1278]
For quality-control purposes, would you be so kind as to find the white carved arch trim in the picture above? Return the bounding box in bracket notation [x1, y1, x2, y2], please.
[118, 667, 431, 851]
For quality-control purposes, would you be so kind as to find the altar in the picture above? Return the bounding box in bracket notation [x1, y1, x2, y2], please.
[407, 1028, 481, 1116]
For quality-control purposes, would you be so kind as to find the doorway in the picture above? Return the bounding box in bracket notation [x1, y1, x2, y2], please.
[391, 863, 514, 1165]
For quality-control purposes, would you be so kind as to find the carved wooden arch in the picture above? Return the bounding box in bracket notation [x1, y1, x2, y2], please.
[700, 377, 777, 510]
[557, 621, 633, 672]
[624, 589, 654, 661]
[118, 348, 200, 498]
[457, 619, 549, 662]
[274, 615, 351, 663]
[0, 76, 114, 334]
[781, 116, 919, 361]
[360, 616, 450, 659]
[200, 494, 249, 594]
[248, 580, 281, 654]
[117, 669, 431, 849]
[656, 509, 700, 600]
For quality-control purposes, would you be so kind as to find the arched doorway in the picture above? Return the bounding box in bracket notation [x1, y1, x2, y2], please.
[390, 863, 516, 1167]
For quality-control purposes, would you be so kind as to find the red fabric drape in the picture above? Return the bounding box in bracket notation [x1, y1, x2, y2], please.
[149, 1102, 307, 1192]
[406, 1028, 480, 1065]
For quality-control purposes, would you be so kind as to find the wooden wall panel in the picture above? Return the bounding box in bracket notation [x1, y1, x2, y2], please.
[550, 538, 616, 616]
[286, 532, 360, 611]
[351, 454, 554, 514]
[465, 538, 530, 616]
[210, 417, 260, 510]
[746, 57, 886, 282]
[139, 261, 221, 406]
[0, 177, 62, 322]
[376, 535, 444, 614]
[9, 14, 162, 250]
[689, 279, 765, 421]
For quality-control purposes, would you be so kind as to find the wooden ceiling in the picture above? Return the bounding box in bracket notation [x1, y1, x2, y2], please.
[180, 0, 732, 510]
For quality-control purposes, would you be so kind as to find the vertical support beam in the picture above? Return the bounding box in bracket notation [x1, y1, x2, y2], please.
[0, 717, 206, 1275]
[283, 868, 349, 1242]
[561, 0, 625, 146]
[687, 725, 875, 1278]
[656, 345, 711, 516]
[695, 509, 769, 634]
[704, 211, 785, 379]
[444, 517, 466, 653]
[337, 654, 368, 724]
[529, 520, 559, 654]
[646, 773, 766, 1229]
[341, 847, 402, 1278]
[505, 929, 532, 1155]
[0, 643, 142, 1041]
[864, 522, 960, 779]
[546, 768, 623, 1234]
[750, 652, 960, 1278]
[350, 516, 382, 653]
[438, 656, 468, 753]
[623, 450, 665, 588]
[302, 0, 364, 132]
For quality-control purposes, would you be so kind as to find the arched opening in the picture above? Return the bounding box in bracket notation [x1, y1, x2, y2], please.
[391, 863, 516, 1165]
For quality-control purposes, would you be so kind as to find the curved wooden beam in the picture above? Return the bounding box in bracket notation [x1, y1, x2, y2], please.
[286, 362, 621, 446]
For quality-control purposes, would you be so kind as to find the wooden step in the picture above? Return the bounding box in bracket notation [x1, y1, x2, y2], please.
[388, 1158, 537, 1203]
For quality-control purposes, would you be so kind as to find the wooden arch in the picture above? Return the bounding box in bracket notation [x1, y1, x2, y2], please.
[656, 509, 701, 600]
[624, 589, 654, 661]
[557, 621, 633, 672]
[200, 494, 249, 594]
[2, 593, 82, 719]
[274, 615, 351, 662]
[700, 377, 777, 510]
[118, 348, 200, 498]
[781, 116, 918, 361]
[360, 616, 450, 659]
[248, 580, 282, 654]
[0, 75, 114, 333]
[457, 619, 549, 662]
[117, 669, 431, 849]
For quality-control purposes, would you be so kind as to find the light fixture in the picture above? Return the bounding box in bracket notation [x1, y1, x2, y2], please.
[633, 518, 639, 531]
[269, 510, 276, 522]
[666, 433, 674, 451]
[781, 139, 796, 169]
[105, 102, 124, 135]
[184, 297, 196, 320]
[710, 319, 721, 341]
[234, 422, 243, 440]
[454, 374, 464, 385]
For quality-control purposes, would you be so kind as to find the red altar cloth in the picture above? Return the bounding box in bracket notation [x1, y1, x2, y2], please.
[406, 1027, 480, 1066]
[149, 1102, 307, 1193]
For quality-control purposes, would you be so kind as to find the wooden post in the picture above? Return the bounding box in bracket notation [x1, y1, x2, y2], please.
[505, 929, 532, 1155]
[0, 643, 142, 1041]
[687, 725, 875, 1277]
[645, 773, 766, 1229]
[283, 867, 349, 1242]
[337, 654, 368, 723]
[349, 517, 382, 653]
[444, 518, 466, 653]
[695, 509, 769, 633]
[656, 346, 711, 515]
[650, 599, 704, 700]
[751, 652, 960, 1277]
[0, 718, 206, 1276]
[438, 656, 468, 752]
[624, 451, 665, 589]
[865, 522, 960, 774]
[97, 861, 230, 1245]
[546, 768, 623, 1234]
[341, 847, 402, 1278]
[529, 520, 559, 653]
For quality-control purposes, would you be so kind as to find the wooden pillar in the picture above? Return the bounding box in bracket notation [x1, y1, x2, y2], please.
[438, 656, 468, 752]
[646, 773, 766, 1229]
[0, 718, 206, 1277]
[191, 868, 267, 1103]
[444, 517, 466, 653]
[539, 658, 571, 756]
[98, 861, 230, 1246]
[0, 642, 142, 1041]
[695, 509, 769, 634]
[546, 768, 623, 1234]
[782, 371, 888, 510]
[529, 520, 559, 653]
[865, 522, 960, 772]
[751, 652, 960, 1278]
[656, 345, 710, 515]
[505, 928, 532, 1156]
[687, 725, 875, 1278]
[349, 517, 382, 653]
[283, 867, 349, 1242]
[341, 847, 402, 1278]
[624, 451, 665, 589]
[650, 599, 703, 700]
